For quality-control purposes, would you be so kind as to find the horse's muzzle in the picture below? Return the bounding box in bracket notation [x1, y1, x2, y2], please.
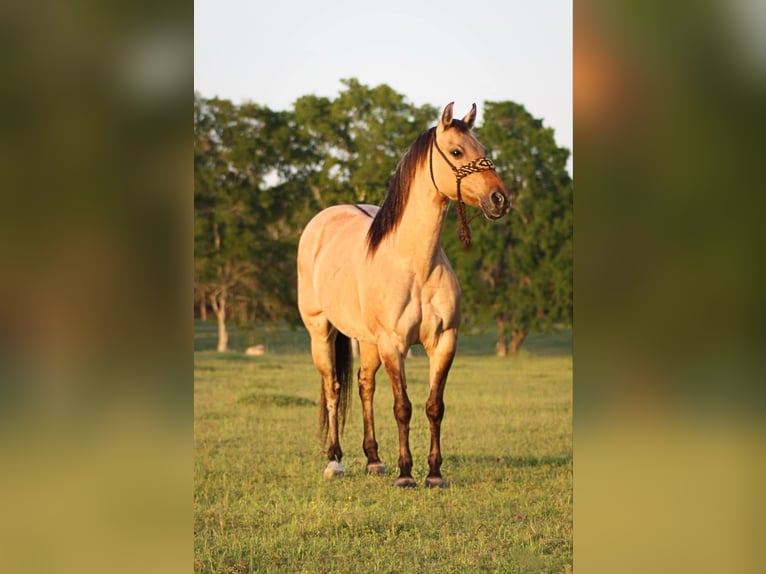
[481, 188, 511, 220]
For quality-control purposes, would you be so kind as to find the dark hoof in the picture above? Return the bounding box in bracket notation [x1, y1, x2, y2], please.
[366, 462, 387, 476]
[393, 477, 417, 488]
[424, 476, 449, 489]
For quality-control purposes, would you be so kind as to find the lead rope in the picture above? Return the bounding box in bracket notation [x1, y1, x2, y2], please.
[429, 134, 497, 249]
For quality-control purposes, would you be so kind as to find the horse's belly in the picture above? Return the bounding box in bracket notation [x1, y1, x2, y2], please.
[315, 269, 368, 339]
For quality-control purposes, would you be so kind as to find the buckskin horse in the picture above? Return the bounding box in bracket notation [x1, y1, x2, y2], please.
[297, 103, 511, 487]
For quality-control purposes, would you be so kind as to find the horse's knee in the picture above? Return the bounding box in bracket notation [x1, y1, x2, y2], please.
[426, 399, 444, 423]
[394, 398, 412, 424]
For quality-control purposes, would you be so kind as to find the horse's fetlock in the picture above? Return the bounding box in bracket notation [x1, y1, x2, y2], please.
[328, 444, 343, 462]
[428, 452, 443, 468]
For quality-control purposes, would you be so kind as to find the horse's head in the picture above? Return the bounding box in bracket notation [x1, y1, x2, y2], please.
[432, 102, 511, 220]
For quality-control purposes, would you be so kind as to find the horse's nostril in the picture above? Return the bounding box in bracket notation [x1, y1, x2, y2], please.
[491, 191, 505, 207]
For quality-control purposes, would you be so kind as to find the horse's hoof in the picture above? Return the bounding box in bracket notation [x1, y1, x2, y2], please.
[323, 460, 344, 479]
[366, 462, 387, 476]
[424, 476, 449, 489]
[393, 476, 417, 488]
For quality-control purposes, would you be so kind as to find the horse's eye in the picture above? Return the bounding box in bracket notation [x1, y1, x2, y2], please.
[451, 149, 462, 158]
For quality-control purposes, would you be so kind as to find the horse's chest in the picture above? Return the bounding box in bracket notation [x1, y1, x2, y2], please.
[364, 264, 459, 345]
[420, 287, 459, 328]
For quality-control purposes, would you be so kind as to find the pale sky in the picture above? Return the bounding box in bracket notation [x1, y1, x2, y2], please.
[194, 0, 572, 172]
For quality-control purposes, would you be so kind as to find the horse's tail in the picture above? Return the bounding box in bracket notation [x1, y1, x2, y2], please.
[335, 332, 353, 434]
[319, 331, 353, 443]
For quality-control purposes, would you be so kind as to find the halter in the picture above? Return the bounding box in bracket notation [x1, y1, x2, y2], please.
[429, 133, 497, 248]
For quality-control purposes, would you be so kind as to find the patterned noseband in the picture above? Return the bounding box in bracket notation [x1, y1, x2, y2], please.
[429, 133, 497, 248]
[434, 141, 496, 181]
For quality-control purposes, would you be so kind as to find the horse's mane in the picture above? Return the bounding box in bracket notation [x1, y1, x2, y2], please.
[366, 127, 436, 255]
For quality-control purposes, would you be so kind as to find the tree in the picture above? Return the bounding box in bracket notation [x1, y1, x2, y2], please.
[194, 94, 309, 351]
[193, 82, 434, 352]
[293, 79, 437, 207]
[445, 101, 573, 355]
[194, 87, 572, 356]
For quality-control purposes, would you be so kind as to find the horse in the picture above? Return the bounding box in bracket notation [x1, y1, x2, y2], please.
[297, 102, 511, 487]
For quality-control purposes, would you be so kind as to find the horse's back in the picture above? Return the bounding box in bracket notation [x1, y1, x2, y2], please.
[298, 204, 377, 272]
[300, 203, 376, 246]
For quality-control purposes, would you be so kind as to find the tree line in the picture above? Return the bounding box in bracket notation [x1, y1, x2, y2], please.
[194, 79, 572, 355]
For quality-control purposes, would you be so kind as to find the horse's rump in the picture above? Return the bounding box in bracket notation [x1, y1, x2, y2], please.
[297, 204, 380, 341]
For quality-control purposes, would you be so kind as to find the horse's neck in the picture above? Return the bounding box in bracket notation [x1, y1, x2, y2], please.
[394, 170, 450, 278]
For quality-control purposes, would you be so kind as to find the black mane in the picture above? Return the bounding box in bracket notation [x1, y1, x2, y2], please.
[366, 127, 436, 254]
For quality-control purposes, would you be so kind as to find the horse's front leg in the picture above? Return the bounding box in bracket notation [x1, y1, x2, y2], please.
[379, 343, 416, 487]
[424, 329, 457, 488]
[358, 341, 385, 475]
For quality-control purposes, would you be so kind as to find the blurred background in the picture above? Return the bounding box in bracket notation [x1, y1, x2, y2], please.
[1, 0, 764, 572]
[575, 0, 766, 571]
[0, 0, 191, 572]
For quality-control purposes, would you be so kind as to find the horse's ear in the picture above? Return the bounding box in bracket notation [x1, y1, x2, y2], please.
[462, 103, 477, 129]
[440, 102, 455, 131]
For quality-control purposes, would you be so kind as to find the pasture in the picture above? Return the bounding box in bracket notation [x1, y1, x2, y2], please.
[194, 323, 572, 573]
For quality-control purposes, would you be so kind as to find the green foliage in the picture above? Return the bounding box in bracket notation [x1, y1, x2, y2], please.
[194, 93, 308, 328]
[294, 79, 436, 206]
[444, 102, 573, 352]
[194, 324, 572, 573]
[194, 82, 573, 353]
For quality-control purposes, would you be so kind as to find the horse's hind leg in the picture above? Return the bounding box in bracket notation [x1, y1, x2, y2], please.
[309, 326, 345, 478]
[358, 342, 385, 475]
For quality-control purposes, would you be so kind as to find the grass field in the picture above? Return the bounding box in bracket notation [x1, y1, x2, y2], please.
[194, 322, 572, 573]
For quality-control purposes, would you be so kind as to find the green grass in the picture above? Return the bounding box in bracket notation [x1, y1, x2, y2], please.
[195, 322, 572, 573]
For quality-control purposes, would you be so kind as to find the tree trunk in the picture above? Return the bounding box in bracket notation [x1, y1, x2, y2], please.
[236, 297, 248, 324]
[508, 328, 528, 356]
[209, 222, 228, 351]
[210, 290, 228, 352]
[495, 316, 509, 357]
[198, 291, 207, 321]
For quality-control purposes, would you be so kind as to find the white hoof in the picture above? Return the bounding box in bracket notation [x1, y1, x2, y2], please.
[323, 460, 345, 479]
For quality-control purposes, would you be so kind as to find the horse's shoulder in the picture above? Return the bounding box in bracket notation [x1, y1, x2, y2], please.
[435, 250, 458, 279]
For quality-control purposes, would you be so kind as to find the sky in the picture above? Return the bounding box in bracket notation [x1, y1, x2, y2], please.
[194, 0, 572, 171]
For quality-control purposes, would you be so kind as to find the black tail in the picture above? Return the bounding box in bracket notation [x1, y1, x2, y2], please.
[335, 332, 353, 433]
[319, 331, 354, 443]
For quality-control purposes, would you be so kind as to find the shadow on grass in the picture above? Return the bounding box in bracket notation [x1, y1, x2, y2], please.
[440, 453, 572, 487]
[446, 453, 572, 468]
